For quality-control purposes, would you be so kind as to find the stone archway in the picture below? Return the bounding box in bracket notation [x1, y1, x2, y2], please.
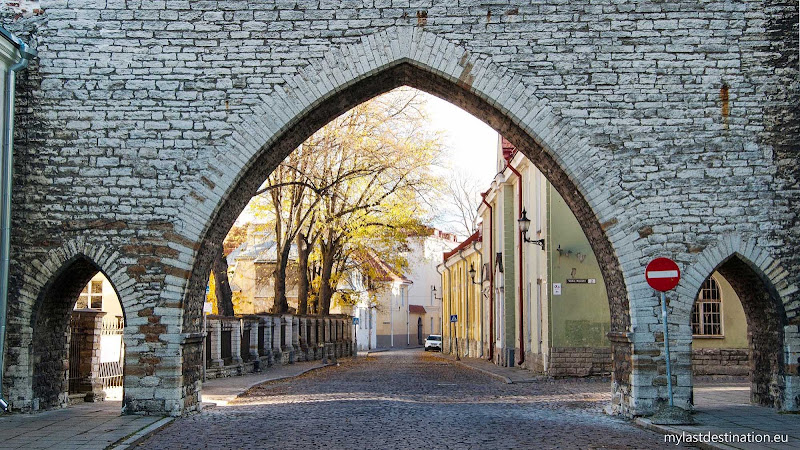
[179, 27, 633, 415]
[3, 238, 136, 413]
[4, 2, 792, 418]
[674, 235, 799, 411]
[31, 255, 127, 410]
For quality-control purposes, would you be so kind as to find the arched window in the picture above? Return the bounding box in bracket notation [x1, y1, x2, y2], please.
[692, 277, 723, 336]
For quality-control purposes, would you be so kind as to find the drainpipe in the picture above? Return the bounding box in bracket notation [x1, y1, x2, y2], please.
[446, 262, 454, 355]
[390, 285, 394, 348]
[506, 162, 525, 365]
[436, 263, 445, 336]
[405, 285, 409, 347]
[480, 192, 494, 362]
[0, 37, 35, 412]
[457, 249, 469, 357]
[471, 240, 483, 358]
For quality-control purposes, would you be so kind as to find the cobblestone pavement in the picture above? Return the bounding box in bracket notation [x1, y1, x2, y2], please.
[138, 349, 683, 449]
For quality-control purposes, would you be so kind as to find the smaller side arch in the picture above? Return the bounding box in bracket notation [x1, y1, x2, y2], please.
[675, 234, 796, 409]
[31, 254, 105, 409]
[6, 237, 136, 411]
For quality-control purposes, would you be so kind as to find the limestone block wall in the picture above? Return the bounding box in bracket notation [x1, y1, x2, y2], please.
[691, 348, 749, 376]
[548, 347, 612, 377]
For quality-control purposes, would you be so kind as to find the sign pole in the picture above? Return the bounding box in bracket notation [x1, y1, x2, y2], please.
[660, 291, 673, 407]
[646, 256, 691, 424]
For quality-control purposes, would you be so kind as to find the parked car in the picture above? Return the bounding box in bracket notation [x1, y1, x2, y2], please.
[424, 334, 442, 352]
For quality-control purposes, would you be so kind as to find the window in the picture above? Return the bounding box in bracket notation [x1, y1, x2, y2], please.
[76, 280, 103, 310]
[692, 277, 722, 337]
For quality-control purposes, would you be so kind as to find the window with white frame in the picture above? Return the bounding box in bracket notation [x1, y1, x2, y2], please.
[76, 280, 103, 310]
[692, 277, 722, 337]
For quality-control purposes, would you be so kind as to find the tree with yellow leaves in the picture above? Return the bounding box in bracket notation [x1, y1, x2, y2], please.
[232, 88, 444, 316]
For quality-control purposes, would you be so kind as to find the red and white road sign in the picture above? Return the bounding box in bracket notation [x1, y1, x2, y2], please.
[645, 257, 681, 292]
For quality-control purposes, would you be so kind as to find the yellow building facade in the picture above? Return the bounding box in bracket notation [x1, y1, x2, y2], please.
[441, 135, 750, 378]
[440, 232, 483, 357]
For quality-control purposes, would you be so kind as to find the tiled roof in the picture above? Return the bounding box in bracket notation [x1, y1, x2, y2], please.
[228, 239, 298, 265]
[408, 305, 427, 314]
[442, 229, 482, 261]
[356, 251, 411, 284]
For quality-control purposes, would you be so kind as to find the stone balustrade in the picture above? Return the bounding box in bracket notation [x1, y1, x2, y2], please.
[203, 313, 353, 380]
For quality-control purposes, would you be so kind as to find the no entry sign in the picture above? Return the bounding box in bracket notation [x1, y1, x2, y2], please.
[645, 257, 681, 292]
[647, 257, 681, 408]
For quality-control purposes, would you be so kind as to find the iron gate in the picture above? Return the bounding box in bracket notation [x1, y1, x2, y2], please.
[67, 315, 84, 394]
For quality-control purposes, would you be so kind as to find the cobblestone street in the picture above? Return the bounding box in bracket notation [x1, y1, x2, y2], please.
[138, 350, 677, 449]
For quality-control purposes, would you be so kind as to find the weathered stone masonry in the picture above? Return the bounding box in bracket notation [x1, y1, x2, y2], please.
[0, 1, 797, 416]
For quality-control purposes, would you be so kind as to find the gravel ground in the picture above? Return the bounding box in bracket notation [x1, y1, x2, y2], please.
[137, 349, 684, 449]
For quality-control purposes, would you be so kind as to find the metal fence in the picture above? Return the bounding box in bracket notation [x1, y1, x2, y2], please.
[67, 315, 83, 394]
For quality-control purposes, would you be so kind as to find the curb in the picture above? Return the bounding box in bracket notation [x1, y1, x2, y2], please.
[633, 418, 736, 450]
[238, 363, 330, 392]
[429, 352, 513, 384]
[365, 348, 389, 356]
[109, 416, 175, 450]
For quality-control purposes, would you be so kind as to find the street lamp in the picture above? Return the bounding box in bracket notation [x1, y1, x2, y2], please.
[518, 208, 545, 250]
[468, 263, 481, 285]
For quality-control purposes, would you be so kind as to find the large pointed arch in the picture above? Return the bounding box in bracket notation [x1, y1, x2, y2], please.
[176, 26, 637, 414]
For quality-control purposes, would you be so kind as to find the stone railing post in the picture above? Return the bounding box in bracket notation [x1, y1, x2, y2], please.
[248, 318, 260, 368]
[292, 315, 301, 361]
[271, 316, 282, 364]
[208, 316, 224, 368]
[324, 317, 336, 363]
[299, 317, 308, 361]
[282, 314, 294, 364]
[331, 318, 338, 357]
[260, 315, 274, 367]
[336, 318, 344, 357]
[342, 318, 348, 356]
[230, 318, 243, 366]
[309, 317, 318, 360]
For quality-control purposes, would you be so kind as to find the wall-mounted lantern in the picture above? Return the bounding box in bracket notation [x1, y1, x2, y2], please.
[518, 208, 545, 250]
[468, 263, 481, 285]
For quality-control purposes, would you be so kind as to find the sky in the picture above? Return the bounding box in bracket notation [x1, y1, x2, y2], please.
[418, 91, 499, 237]
[421, 92, 499, 189]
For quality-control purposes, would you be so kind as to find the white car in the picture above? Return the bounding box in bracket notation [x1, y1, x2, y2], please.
[424, 334, 442, 351]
